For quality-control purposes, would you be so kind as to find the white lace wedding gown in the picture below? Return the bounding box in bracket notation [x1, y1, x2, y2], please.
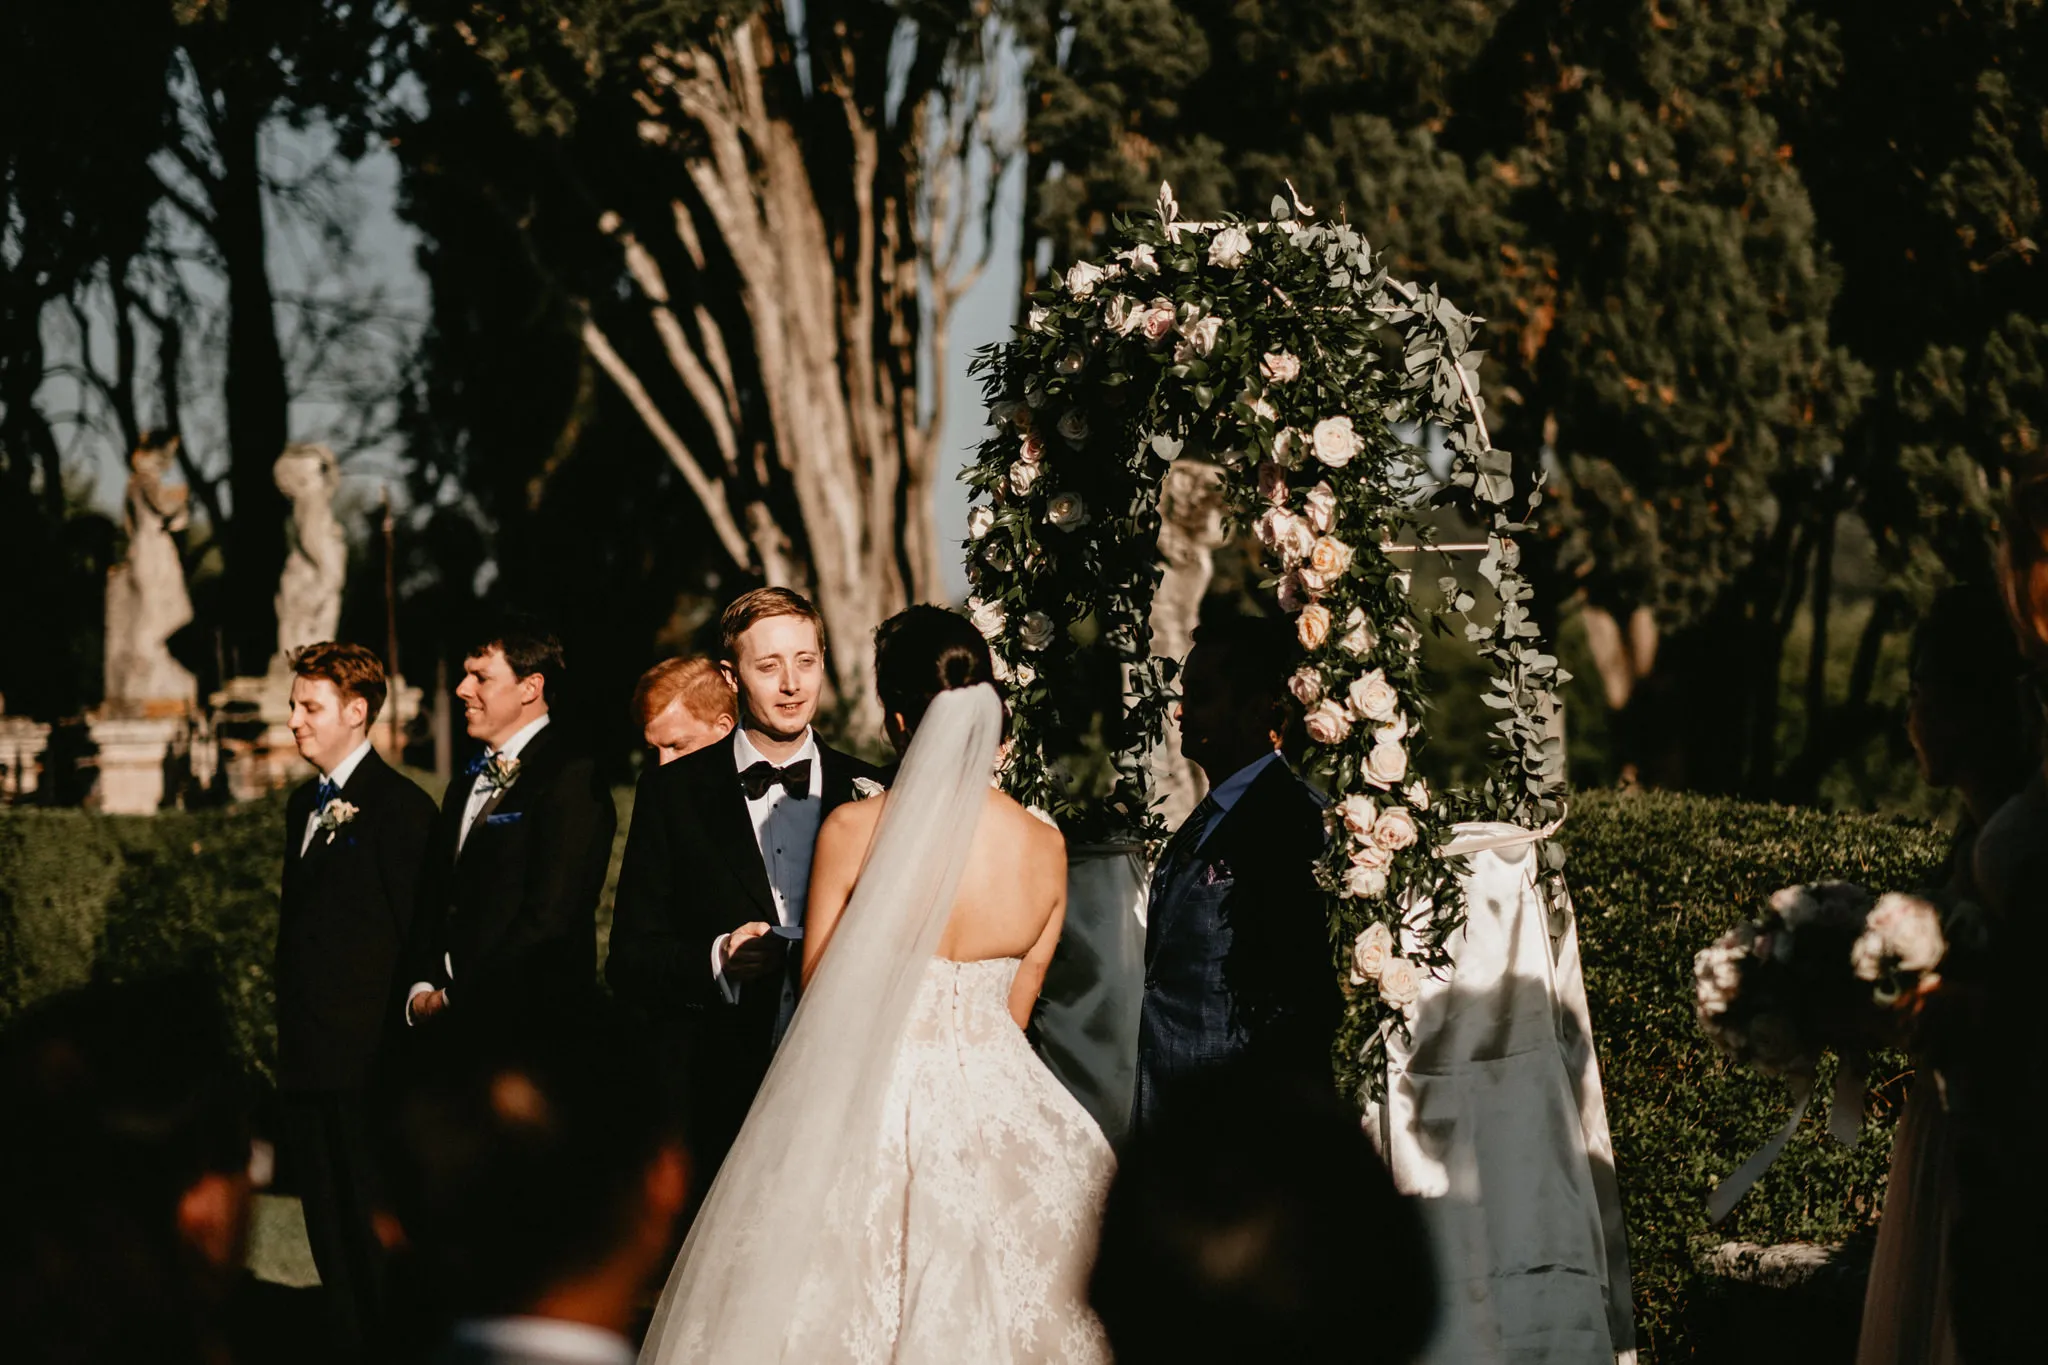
[780, 956, 1114, 1363]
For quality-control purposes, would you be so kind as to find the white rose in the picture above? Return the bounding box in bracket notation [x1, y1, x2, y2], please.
[1273, 427, 1303, 468]
[1312, 415, 1361, 467]
[1140, 299, 1177, 343]
[1304, 698, 1351, 745]
[1347, 668, 1400, 722]
[1333, 793, 1377, 836]
[982, 540, 1014, 571]
[1008, 460, 1042, 496]
[1058, 347, 1086, 375]
[1174, 315, 1223, 362]
[1257, 460, 1289, 504]
[1261, 351, 1302, 383]
[1363, 739, 1408, 788]
[1255, 507, 1315, 564]
[1373, 806, 1419, 851]
[968, 597, 1006, 640]
[1377, 957, 1423, 1011]
[1860, 893, 1947, 976]
[1120, 243, 1160, 276]
[1027, 306, 1050, 333]
[967, 505, 994, 539]
[1019, 611, 1057, 652]
[1694, 935, 1748, 1017]
[1376, 712, 1410, 744]
[1046, 492, 1090, 531]
[1065, 259, 1106, 297]
[1404, 779, 1430, 811]
[1207, 225, 1253, 268]
[852, 776, 886, 800]
[1345, 863, 1390, 899]
[1308, 535, 1353, 582]
[1349, 839, 1392, 872]
[1251, 396, 1279, 424]
[1297, 603, 1332, 650]
[1105, 294, 1142, 336]
[1339, 608, 1376, 657]
[1014, 662, 1037, 687]
[1288, 666, 1324, 707]
[1298, 567, 1332, 598]
[1350, 922, 1395, 981]
[1304, 480, 1337, 533]
[1057, 409, 1090, 445]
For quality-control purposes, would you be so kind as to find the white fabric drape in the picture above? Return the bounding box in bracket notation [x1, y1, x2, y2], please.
[1370, 822, 1636, 1365]
[639, 685, 1005, 1364]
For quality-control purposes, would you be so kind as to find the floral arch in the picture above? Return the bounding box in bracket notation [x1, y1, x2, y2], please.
[961, 185, 1569, 1097]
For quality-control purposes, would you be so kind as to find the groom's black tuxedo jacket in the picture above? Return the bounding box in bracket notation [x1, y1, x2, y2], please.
[277, 749, 438, 1093]
[1133, 760, 1340, 1135]
[404, 721, 617, 1020]
[607, 735, 883, 1177]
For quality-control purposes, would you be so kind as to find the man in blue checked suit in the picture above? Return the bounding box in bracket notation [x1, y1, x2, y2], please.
[1132, 615, 1339, 1138]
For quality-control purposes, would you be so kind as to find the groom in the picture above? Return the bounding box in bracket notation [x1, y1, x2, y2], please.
[608, 588, 885, 1191]
[1133, 615, 1340, 1137]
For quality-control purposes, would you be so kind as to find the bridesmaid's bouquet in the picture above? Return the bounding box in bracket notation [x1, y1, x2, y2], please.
[1693, 882, 1946, 1077]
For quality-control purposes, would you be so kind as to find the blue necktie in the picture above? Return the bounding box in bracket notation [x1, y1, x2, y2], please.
[463, 752, 491, 780]
[315, 777, 340, 807]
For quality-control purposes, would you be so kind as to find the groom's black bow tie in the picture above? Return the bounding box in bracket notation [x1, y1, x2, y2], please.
[739, 759, 812, 801]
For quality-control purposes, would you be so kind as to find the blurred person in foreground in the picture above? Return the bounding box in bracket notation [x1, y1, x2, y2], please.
[1858, 585, 2030, 1365]
[380, 1003, 687, 1365]
[0, 976, 255, 1365]
[280, 640, 439, 1357]
[1090, 1060, 1435, 1365]
[632, 655, 737, 766]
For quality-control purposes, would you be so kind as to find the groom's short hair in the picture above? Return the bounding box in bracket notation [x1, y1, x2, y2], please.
[720, 587, 826, 659]
[1191, 614, 1300, 702]
[463, 614, 566, 703]
[291, 640, 389, 725]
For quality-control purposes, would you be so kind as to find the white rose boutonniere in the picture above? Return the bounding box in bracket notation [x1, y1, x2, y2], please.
[1312, 415, 1361, 468]
[852, 777, 886, 800]
[315, 797, 360, 845]
[1207, 225, 1252, 269]
[479, 754, 522, 795]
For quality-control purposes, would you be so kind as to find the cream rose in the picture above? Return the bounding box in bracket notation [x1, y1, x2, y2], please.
[1014, 662, 1037, 687]
[1120, 243, 1160, 276]
[1303, 697, 1350, 744]
[967, 505, 994, 539]
[1344, 863, 1389, 900]
[982, 540, 1013, 572]
[1852, 893, 1947, 979]
[1174, 315, 1223, 361]
[968, 597, 1006, 640]
[1289, 666, 1325, 707]
[1019, 611, 1057, 652]
[1056, 409, 1090, 445]
[1207, 225, 1253, 268]
[1027, 306, 1050, 333]
[1404, 779, 1431, 811]
[1377, 957, 1423, 1010]
[1349, 839, 1392, 872]
[1046, 492, 1090, 531]
[1255, 507, 1315, 565]
[1008, 460, 1042, 496]
[1304, 480, 1337, 532]
[1261, 351, 1302, 383]
[1308, 535, 1353, 582]
[1333, 793, 1377, 837]
[1350, 922, 1394, 981]
[1364, 739, 1409, 788]
[1373, 806, 1419, 851]
[1065, 259, 1106, 297]
[1251, 395, 1279, 424]
[1347, 668, 1400, 723]
[1338, 609, 1376, 657]
[1297, 603, 1333, 650]
[1273, 427, 1302, 467]
[1312, 414, 1361, 467]
[1140, 299, 1177, 343]
[1105, 294, 1143, 336]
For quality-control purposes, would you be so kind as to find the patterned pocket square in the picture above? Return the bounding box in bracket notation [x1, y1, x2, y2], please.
[484, 811, 525, 826]
[1201, 861, 1233, 886]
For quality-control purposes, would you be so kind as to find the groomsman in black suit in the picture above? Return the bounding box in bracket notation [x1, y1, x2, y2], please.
[278, 641, 437, 1357]
[1133, 615, 1340, 1137]
[609, 588, 885, 1193]
[404, 617, 616, 1030]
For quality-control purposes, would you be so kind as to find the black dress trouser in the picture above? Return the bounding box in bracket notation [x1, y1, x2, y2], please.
[281, 1090, 383, 1360]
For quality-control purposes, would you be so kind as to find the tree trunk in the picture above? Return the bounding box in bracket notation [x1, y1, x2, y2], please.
[215, 88, 290, 669]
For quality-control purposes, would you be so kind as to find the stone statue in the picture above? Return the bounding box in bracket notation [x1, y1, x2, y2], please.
[271, 443, 346, 672]
[103, 432, 197, 710]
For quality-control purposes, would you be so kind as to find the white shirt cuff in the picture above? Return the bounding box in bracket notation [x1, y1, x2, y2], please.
[711, 935, 741, 1005]
[405, 982, 436, 1026]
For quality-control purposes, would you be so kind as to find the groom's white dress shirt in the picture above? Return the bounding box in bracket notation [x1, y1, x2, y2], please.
[406, 711, 552, 1024]
[446, 1316, 634, 1365]
[300, 737, 374, 856]
[711, 725, 823, 1023]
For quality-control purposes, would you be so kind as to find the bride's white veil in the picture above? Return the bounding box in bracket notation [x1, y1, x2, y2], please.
[639, 682, 1006, 1363]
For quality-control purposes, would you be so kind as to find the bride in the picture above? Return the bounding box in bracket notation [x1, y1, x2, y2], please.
[639, 606, 1114, 1363]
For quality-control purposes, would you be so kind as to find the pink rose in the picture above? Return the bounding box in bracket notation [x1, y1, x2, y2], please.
[1350, 922, 1394, 978]
[1140, 299, 1177, 343]
[1008, 460, 1042, 496]
[1304, 698, 1350, 744]
[1312, 415, 1361, 467]
[1333, 793, 1377, 836]
[1289, 666, 1324, 707]
[1020, 431, 1046, 464]
[1349, 839, 1392, 872]
[1304, 480, 1337, 532]
[1363, 739, 1408, 788]
[1344, 864, 1389, 899]
[1377, 957, 1423, 1010]
[1297, 603, 1332, 650]
[1308, 535, 1353, 581]
[1373, 806, 1419, 851]
[1261, 351, 1301, 383]
[1277, 570, 1307, 614]
[1347, 669, 1399, 722]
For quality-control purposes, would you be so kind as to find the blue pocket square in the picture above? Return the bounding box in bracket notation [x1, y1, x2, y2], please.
[484, 811, 525, 827]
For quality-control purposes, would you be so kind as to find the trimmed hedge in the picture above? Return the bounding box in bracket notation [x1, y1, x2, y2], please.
[0, 787, 1947, 1359]
[1566, 790, 1947, 1361]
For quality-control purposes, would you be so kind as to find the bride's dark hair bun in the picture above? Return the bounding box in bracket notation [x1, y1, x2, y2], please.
[874, 605, 995, 731]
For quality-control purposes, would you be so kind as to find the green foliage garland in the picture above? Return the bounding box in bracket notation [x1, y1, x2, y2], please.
[963, 185, 1569, 1098]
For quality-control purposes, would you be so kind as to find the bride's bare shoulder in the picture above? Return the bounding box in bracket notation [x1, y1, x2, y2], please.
[983, 789, 1066, 851]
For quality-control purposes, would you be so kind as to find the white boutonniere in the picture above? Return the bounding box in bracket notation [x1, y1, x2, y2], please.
[852, 777, 885, 800]
[315, 798, 360, 845]
[479, 753, 522, 794]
